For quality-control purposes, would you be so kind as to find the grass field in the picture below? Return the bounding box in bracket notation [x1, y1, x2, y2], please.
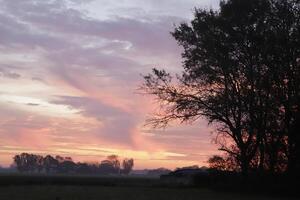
[0, 185, 296, 200]
[0, 174, 297, 200]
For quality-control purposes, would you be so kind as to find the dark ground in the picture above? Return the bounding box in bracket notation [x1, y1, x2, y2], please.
[0, 174, 297, 200]
[1, 185, 297, 200]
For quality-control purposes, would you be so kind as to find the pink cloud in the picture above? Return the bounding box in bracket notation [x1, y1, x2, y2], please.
[0, 0, 220, 169]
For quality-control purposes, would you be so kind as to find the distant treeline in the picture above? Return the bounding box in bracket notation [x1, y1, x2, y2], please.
[13, 153, 134, 175]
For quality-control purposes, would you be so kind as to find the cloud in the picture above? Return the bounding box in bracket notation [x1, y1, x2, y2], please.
[1, 0, 179, 55]
[83, 0, 220, 20]
[0, 0, 220, 168]
[0, 0, 181, 91]
[0, 13, 69, 52]
[26, 103, 40, 106]
[31, 77, 48, 85]
[0, 66, 21, 79]
[51, 96, 123, 119]
[51, 96, 137, 146]
[0, 71, 21, 79]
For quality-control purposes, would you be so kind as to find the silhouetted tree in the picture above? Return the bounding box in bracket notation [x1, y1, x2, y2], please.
[13, 153, 133, 175]
[141, 0, 300, 176]
[76, 163, 92, 174]
[122, 158, 134, 174]
[98, 155, 121, 174]
[208, 156, 227, 171]
[270, 1, 300, 174]
[13, 153, 41, 172]
[13, 154, 25, 172]
[55, 155, 65, 163]
[36, 155, 44, 173]
[99, 160, 118, 174]
[208, 155, 239, 171]
[107, 155, 121, 173]
[43, 155, 58, 173]
[58, 160, 76, 174]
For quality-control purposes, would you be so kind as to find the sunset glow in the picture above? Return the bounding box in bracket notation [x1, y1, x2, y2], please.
[0, 0, 220, 169]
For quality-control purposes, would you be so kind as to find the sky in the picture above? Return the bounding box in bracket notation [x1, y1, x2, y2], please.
[0, 0, 220, 169]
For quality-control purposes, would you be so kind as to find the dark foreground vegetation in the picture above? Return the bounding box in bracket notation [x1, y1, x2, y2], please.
[0, 174, 159, 187]
[0, 171, 299, 198]
[0, 174, 298, 200]
[1, 185, 292, 200]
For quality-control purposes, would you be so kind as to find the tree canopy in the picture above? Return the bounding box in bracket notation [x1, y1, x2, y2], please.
[13, 153, 134, 175]
[141, 0, 300, 176]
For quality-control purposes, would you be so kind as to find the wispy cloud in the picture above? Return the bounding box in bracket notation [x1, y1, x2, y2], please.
[0, 0, 220, 169]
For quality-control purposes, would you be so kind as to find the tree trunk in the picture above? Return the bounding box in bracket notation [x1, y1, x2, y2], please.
[239, 147, 250, 179]
[258, 143, 265, 172]
[288, 110, 300, 174]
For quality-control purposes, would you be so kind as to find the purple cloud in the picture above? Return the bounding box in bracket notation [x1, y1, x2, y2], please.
[0, 0, 220, 168]
[51, 96, 137, 146]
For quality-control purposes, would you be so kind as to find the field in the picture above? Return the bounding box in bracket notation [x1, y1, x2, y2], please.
[1, 185, 297, 200]
[0, 174, 297, 200]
